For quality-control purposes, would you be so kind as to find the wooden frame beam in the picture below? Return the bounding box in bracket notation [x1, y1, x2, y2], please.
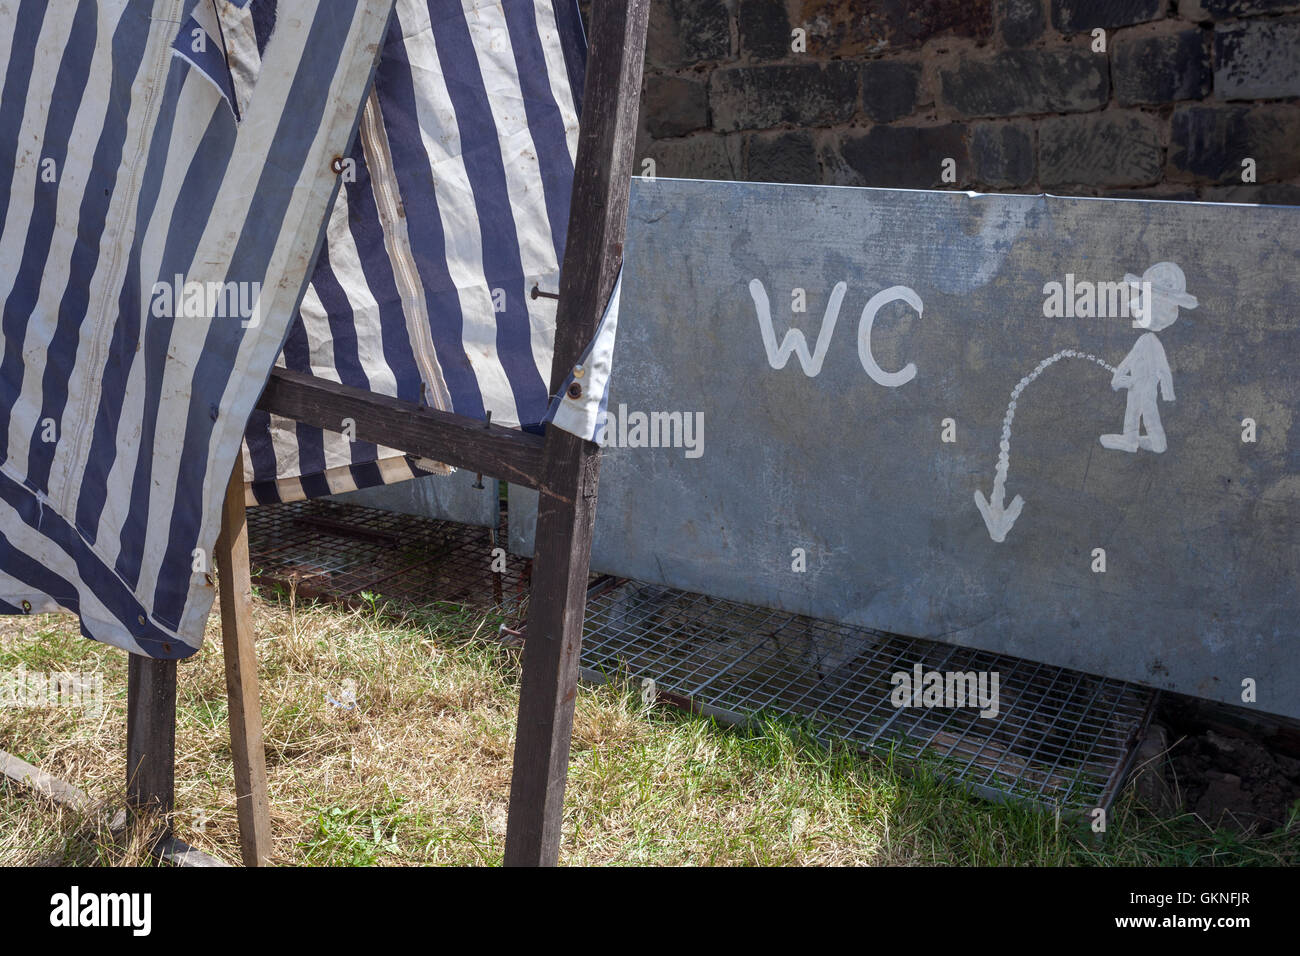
[504, 0, 651, 867]
[258, 367, 545, 489]
[1, 750, 97, 811]
[126, 655, 176, 837]
[215, 461, 274, 866]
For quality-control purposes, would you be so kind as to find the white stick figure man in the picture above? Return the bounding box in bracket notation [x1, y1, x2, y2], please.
[1100, 261, 1196, 454]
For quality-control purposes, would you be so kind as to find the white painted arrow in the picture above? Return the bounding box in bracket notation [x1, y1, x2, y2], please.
[976, 349, 1116, 542]
[974, 480, 1023, 544]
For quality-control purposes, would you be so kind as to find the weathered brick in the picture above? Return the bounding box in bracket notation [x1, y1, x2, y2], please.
[710, 64, 859, 131]
[646, 0, 731, 71]
[875, 0, 994, 45]
[643, 133, 744, 181]
[642, 75, 709, 139]
[1179, 0, 1300, 19]
[1112, 28, 1211, 106]
[971, 121, 1035, 187]
[838, 124, 970, 189]
[1051, 0, 1163, 32]
[738, 0, 794, 60]
[996, 0, 1046, 47]
[1215, 19, 1300, 100]
[1169, 104, 1300, 183]
[789, 1, 880, 56]
[861, 60, 921, 123]
[938, 48, 1108, 117]
[1038, 112, 1163, 187]
[790, 0, 992, 56]
[746, 131, 821, 183]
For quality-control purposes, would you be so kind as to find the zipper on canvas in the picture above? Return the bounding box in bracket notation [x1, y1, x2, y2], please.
[358, 86, 454, 418]
[59, 0, 185, 516]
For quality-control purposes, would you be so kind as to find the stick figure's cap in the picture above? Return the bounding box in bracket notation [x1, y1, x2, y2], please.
[1124, 261, 1198, 310]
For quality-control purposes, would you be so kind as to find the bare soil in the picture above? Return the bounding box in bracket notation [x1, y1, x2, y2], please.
[1154, 699, 1300, 833]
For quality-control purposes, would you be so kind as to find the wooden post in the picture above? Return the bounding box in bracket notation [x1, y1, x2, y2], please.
[126, 655, 176, 838]
[215, 460, 273, 866]
[503, 0, 650, 867]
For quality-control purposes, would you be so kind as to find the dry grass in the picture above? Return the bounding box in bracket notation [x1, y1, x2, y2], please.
[1, 591, 1296, 866]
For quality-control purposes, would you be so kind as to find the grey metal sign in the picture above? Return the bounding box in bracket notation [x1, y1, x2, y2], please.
[513, 178, 1300, 718]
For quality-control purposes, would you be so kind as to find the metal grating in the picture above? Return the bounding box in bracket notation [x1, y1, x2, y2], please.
[245, 499, 529, 614]
[579, 582, 1156, 816]
[244, 500, 1154, 816]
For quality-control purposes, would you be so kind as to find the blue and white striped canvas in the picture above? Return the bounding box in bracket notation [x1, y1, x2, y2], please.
[243, 0, 589, 505]
[0, 0, 612, 657]
[171, 0, 280, 123]
[0, 0, 396, 657]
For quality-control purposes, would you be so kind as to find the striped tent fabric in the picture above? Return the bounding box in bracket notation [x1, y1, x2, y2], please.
[172, 0, 282, 123]
[243, 0, 589, 505]
[0, 0, 395, 657]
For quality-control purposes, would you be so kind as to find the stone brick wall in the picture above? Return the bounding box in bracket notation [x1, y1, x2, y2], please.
[609, 0, 1300, 202]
